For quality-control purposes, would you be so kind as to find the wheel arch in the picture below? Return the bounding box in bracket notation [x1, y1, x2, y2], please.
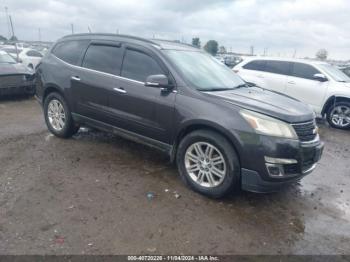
[171, 120, 243, 165]
[321, 95, 350, 116]
[42, 84, 65, 104]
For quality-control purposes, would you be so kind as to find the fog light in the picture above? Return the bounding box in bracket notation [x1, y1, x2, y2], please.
[266, 163, 285, 177]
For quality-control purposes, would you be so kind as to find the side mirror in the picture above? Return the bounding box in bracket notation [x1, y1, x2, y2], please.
[313, 73, 328, 82]
[145, 74, 170, 89]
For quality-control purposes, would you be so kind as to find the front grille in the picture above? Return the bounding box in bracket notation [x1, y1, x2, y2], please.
[292, 121, 317, 142]
[0, 75, 27, 89]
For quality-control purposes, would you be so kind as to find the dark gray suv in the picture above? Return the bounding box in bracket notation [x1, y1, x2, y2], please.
[35, 34, 324, 198]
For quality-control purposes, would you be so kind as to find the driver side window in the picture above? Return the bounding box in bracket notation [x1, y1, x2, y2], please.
[121, 49, 164, 82]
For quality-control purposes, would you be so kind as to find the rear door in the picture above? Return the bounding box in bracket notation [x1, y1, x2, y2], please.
[107, 45, 176, 144]
[237, 59, 266, 86]
[238, 60, 291, 93]
[261, 60, 291, 93]
[285, 62, 329, 112]
[73, 41, 124, 122]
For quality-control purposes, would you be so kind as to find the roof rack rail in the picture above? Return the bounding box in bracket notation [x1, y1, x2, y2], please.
[62, 33, 160, 46]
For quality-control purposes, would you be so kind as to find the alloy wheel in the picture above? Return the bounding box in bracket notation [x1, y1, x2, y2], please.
[184, 142, 227, 188]
[47, 99, 66, 131]
[330, 105, 350, 128]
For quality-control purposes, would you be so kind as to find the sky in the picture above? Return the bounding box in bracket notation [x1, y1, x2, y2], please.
[0, 0, 350, 60]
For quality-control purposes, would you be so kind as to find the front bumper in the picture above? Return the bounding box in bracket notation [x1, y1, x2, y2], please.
[240, 135, 324, 193]
[0, 84, 36, 96]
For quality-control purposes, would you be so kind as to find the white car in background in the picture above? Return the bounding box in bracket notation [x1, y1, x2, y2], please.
[233, 57, 350, 129]
[0, 46, 43, 69]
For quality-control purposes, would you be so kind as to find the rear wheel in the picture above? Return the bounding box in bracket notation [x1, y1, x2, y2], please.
[44, 92, 79, 138]
[326, 102, 350, 129]
[176, 130, 240, 198]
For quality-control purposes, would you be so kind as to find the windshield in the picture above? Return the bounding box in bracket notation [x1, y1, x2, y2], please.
[318, 64, 350, 82]
[0, 52, 17, 64]
[163, 50, 245, 91]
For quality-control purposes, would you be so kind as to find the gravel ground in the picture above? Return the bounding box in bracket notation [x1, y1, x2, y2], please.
[0, 97, 349, 255]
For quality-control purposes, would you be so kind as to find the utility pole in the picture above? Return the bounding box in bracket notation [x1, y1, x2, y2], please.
[9, 15, 19, 62]
[88, 26, 91, 33]
[38, 28, 41, 42]
[71, 23, 74, 34]
[4, 6, 10, 39]
[250, 46, 254, 56]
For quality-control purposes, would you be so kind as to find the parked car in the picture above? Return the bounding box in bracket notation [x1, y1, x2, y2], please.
[233, 57, 350, 129]
[0, 50, 35, 96]
[0, 45, 23, 60]
[224, 56, 242, 68]
[0, 46, 43, 69]
[35, 34, 324, 198]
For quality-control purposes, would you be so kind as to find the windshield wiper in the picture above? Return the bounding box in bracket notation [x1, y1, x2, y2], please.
[199, 87, 235, 92]
[233, 84, 249, 89]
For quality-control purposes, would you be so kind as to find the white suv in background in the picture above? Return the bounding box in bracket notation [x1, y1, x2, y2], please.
[233, 57, 350, 129]
[0, 47, 43, 69]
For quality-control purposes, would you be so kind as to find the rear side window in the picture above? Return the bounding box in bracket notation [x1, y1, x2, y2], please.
[292, 63, 320, 80]
[243, 60, 266, 71]
[82, 45, 123, 75]
[264, 60, 291, 75]
[26, 50, 43, 57]
[121, 49, 164, 82]
[52, 40, 89, 65]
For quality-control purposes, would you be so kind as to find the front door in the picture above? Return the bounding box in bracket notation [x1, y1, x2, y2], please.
[285, 62, 329, 113]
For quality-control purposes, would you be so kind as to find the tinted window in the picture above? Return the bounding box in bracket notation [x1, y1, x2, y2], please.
[264, 61, 291, 75]
[121, 49, 164, 82]
[292, 63, 320, 80]
[52, 40, 89, 65]
[26, 50, 43, 57]
[243, 60, 266, 71]
[82, 45, 123, 75]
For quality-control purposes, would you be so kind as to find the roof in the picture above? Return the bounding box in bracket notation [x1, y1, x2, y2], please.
[61, 33, 199, 51]
[241, 56, 329, 66]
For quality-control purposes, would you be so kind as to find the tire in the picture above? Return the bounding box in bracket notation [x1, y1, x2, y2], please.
[44, 92, 79, 138]
[176, 130, 240, 198]
[326, 101, 350, 130]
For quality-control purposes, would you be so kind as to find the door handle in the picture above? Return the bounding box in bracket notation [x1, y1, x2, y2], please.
[71, 76, 80, 81]
[288, 81, 295, 84]
[113, 87, 127, 94]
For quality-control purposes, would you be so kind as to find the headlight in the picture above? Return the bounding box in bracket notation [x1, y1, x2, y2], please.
[240, 109, 297, 139]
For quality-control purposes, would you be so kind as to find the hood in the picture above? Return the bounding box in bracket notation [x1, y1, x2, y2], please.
[205, 86, 314, 123]
[0, 63, 33, 76]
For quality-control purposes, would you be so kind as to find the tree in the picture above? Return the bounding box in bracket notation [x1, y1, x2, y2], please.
[219, 45, 227, 54]
[204, 40, 219, 56]
[0, 35, 7, 42]
[192, 37, 201, 48]
[316, 49, 328, 61]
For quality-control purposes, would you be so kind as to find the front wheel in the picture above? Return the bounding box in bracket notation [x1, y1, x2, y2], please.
[326, 102, 350, 129]
[44, 92, 79, 138]
[176, 130, 240, 198]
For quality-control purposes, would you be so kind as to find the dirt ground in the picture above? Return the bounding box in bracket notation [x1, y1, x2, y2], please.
[0, 97, 349, 255]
